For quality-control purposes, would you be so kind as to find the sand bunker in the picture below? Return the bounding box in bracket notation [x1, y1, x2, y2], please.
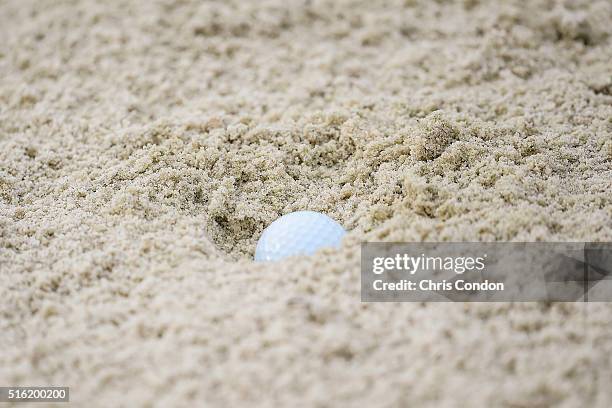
[1, 0, 611, 406]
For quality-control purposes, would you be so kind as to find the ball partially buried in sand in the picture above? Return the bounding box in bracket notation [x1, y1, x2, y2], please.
[255, 211, 346, 262]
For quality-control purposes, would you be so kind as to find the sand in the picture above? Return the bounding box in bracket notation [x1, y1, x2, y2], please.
[1, 0, 611, 406]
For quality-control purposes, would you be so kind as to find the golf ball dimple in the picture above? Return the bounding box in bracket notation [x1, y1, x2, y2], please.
[254, 211, 346, 262]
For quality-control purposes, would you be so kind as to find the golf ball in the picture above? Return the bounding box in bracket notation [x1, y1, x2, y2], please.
[255, 211, 346, 262]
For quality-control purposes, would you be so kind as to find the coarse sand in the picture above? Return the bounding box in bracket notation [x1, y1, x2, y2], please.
[1, 0, 611, 406]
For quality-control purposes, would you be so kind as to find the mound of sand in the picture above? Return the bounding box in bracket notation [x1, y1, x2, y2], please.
[1, 0, 611, 406]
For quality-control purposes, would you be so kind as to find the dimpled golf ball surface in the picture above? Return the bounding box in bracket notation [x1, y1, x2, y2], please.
[255, 211, 346, 262]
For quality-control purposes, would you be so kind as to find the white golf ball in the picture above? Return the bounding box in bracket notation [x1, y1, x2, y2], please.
[254, 211, 346, 262]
